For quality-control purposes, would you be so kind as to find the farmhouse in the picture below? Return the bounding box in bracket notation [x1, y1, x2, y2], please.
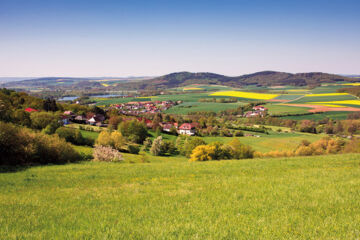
[87, 114, 105, 126]
[178, 123, 196, 136]
[74, 115, 87, 124]
[162, 123, 176, 132]
[244, 106, 268, 118]
[253, 106, 268, 111]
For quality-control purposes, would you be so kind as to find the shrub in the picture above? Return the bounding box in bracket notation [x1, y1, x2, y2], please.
[234, 130, 244, 137]
[227, 139, 254, 159]
[255, 150, 294, 158]
[143, 137, 153, 151]
[181, 137, 206, 157]
[189, 145, 215, 162]
[55, 127, 85, 145]
[0, 122, 80, 165]
[343, 139, 360, 153]
[0, 122, 26, 165]
[161, 140, 177, 155]
[208, 142, 232, 160]
[127, 144, 140, 154]
[93, 145, 123, 162]
[96, 131, 113, 146]
[111, 131, 126, 150]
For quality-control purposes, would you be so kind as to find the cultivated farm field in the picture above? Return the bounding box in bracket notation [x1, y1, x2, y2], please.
[1, 154, 360, 239]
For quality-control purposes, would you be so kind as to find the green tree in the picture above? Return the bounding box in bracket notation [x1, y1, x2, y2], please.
[118, 120, 148, 144]
[182, 137, 206, 157]
[30, 112, 60, 130]
[150, 136, 163, 156]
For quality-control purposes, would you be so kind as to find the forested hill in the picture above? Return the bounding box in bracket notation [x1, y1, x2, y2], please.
[123, 71, 358, 89]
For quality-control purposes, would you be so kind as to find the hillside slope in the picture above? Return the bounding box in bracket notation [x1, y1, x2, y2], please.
[123, 71, 357, 89]
[1, 154, 359, 239]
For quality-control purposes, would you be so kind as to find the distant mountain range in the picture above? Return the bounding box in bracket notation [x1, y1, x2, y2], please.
[0, 76, 153, 88]
[1, 71, 359, 90]
[122, 71, 359, 89]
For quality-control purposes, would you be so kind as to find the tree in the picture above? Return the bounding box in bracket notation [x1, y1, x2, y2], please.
[182, 137, 206, 157]
[90, 106, 105, 116]
[96, 131, 113, 146]
[111, 131, 126, 151]
[161, 140, 177, 155]
[12, 109, 31, 127]
[0, 122, 24, 165]
[44, 98, 58, 112]
[109, 116, 122, 130]
[150, 136, 163, 156]
[143, 137, 153, 151]
[118, 120, 148, 144]
[30, 112, 60, 130]
[55, 127, 85, 145]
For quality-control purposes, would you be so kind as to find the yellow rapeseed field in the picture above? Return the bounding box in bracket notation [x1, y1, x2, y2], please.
[314, 100, 360, 106]
[305, 93, 349, 97]
[101, 83, 110, 87]
[306, 102, 346, 108]
[210, 91, 278, 100]
[341, 83, 360, 86]
[183, 87, 202, 90]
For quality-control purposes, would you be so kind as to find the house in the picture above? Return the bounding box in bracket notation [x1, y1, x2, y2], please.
[63, 111, 74, 115]
[253, 106, 268, 111]
[25, 108, 38, 113]
[74, 115, 87, 124]
[61, 115, 71, 125]
[137, 117, 153, 128]
[162, 123, 174, 132]
[179, 123, 196, 136]
[87, 114, 105, 125]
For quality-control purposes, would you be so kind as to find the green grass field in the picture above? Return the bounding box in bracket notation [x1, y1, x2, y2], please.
[264, 104, 310, 115]
[204, 132, 323, 152]
[80, 130, 99, 140]
[164, 101, 245, 114]
[280, 111, 350, 121]
[290, 94, 357, 104]
[273, 94, 304, 101]
[94, 97, 151, 106]
[1, 154, 360, 239]
[77, 128, 323, 153]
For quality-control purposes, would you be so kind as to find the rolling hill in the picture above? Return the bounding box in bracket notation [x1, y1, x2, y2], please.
[1, 71, 357, 90]
[122, 71, 358, 89]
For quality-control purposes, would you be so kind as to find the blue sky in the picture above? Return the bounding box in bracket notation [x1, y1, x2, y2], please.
[0, 0, 359, 77]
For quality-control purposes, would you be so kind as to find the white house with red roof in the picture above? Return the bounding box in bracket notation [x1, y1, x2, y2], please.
[252, 106, 268, 111]
[178, 123, 196, 136]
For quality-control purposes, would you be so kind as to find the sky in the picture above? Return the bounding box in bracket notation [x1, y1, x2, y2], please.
[0, 0, 359, 77]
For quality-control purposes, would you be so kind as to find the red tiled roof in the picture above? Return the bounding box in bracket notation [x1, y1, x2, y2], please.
[25, 108, 38, 112]
[179, 123, 196, 130]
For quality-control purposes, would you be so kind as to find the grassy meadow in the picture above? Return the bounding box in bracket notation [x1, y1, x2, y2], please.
[203, 132, 323, 152]
[164, 101, 246, 114]
[1, 154, 360, 239]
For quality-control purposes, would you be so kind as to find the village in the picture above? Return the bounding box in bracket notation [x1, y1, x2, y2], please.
[108, 100, 180, 115]
[56, 104, 268, 136]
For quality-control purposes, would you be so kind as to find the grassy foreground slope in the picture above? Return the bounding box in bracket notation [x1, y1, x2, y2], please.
[1, 154, 360, 239]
